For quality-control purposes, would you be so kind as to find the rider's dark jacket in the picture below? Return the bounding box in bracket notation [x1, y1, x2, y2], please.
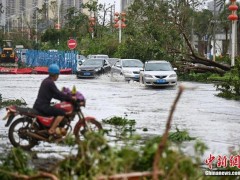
[33, 76, 72, 116]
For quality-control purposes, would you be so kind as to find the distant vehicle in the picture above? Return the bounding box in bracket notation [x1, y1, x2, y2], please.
[76, 58, 111, 78]
[111, 59, 144, 81]
[15, 49, 28, 63]
[107, 58, 119, 66]
[0, 47, 17, 63]
[20, 49, 28, 63]
[48, 49, 58, 52]
[140, 60, 177, 87]
[87, 54, 109, 59]
[0, 40, 17, 64]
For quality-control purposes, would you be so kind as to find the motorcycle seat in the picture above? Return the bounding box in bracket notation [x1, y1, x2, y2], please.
[15, 106, 43, 116]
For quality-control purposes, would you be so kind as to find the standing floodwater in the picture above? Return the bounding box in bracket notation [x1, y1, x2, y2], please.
[0, 74, 240, 158]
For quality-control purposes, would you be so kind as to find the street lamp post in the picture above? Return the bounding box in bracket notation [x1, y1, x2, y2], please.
[57, 0, 60, 45]
[114, 12, 126, 43]
[21, 12, 23, 37]
[228, 0, 238, 67]
[213, 0, 216, 62]
[35, 9, 38, 43]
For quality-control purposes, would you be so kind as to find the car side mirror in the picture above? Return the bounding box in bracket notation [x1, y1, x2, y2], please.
[173, 68, 177, 71]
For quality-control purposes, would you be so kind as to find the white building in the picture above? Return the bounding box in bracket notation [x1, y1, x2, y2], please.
[0, 0, 91, 31]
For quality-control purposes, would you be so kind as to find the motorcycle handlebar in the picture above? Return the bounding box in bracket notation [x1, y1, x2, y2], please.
[72, 99, 86, 107]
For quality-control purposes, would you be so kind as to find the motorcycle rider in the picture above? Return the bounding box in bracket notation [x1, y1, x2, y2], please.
[33, 64, 74, 136]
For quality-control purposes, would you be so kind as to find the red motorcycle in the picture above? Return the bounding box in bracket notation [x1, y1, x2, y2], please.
[2, 90, 102, 150]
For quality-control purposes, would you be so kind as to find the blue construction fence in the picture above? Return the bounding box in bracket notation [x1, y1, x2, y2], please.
[24, 50, 78, 73]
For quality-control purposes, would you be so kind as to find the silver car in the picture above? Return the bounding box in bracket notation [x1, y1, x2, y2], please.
[140, 60, 177, 86]
[87, 54, 109, 59]
[111, 59, 144, 81]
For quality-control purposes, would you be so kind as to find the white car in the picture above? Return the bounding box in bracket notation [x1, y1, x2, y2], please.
[111, 59, 144, 81]
[140, 60, 177, 86]
[87, 54, 109, 59]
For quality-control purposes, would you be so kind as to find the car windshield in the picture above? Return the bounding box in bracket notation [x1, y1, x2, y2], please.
[122, 60, 143, 67]
[88, 55, 109, 59]
[145, 62, 173, 71]
[83, 59, 103, 66]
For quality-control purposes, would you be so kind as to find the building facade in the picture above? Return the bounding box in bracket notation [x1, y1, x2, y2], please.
[121, 0, 134, 12]
[0, 0, 90, 32]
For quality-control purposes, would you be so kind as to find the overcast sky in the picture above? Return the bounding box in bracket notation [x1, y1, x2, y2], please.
[98, 0, 120, 12]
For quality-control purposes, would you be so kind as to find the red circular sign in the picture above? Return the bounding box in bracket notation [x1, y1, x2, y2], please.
[67, 39, 77, 49]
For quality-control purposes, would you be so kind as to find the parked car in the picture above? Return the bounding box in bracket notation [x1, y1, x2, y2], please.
[111, 59, 144, 81]
[140, 60, 177, 86]
[87, 54, 109, 59]
[76, 58, 111, 78]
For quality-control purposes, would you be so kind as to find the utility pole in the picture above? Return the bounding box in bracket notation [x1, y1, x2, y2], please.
[191, 18, 194, 49]
[213, 0, 216, 61]
[36, 9, 38, 44]
[119, 1, 122, 43]
[74, 0, 76, 16]
[57, 0, 60, 45]
[21, 12, 23, 37]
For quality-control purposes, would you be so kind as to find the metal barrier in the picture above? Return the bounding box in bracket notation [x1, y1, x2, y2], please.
[25, 50, 78, 73]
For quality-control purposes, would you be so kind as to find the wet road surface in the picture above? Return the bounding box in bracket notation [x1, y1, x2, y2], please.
[0, 74, 240, 162]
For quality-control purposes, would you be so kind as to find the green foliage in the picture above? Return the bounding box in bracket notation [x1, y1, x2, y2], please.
[57, 131, 124, 179]
[194, 140, 208, 156]
[133, 136, 160, 171]
[132, 136, 203, 180]
[0, 129, 217, 179]
[102, 116, 136, 139]
[168, 127, 196, 143]
[80, 35, 119, 57]
[0, 97, 27, 109]
[114, 0, 178, 61]
[103, 116, 136, 127]
[179, 71, 216, 82]
[56, 131, 206, 179]
[41, 28, 61, 45]
[216, 55, 231, 65]
[0, 148, 35, 179]
[213, 59, 240, 100]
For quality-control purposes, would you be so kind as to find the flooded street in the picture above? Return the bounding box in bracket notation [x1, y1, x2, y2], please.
[0, 74, 240, 161]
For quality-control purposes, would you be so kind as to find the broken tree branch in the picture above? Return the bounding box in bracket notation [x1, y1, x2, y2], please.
[152, 85, 185, 180]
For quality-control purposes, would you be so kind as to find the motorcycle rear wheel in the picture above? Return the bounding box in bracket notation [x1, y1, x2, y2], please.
[8, 117, 37, 150]
[74, 117, 102, 143]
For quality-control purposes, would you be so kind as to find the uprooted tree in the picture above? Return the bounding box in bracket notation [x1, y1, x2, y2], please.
[168, 0, 231, 75]
[123, 0, 232, 75]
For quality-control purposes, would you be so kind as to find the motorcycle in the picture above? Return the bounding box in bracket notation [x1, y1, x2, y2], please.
[2, 87, 102, 150]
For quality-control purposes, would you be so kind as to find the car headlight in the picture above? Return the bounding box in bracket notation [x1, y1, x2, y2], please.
[169, 74, 177, 77]
[94, 68, 101, 72]
[144, 74, 153, 78]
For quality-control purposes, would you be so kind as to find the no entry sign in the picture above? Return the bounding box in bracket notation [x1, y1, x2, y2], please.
[67, 39, 77, 49]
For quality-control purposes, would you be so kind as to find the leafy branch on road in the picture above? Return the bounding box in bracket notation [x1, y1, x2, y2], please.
[0, 93, 27, 109]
